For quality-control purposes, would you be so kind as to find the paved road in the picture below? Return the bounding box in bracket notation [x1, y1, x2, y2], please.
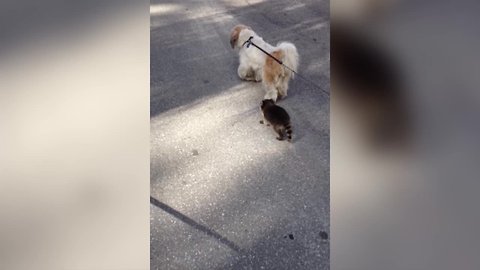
[150, 0, 329, 269]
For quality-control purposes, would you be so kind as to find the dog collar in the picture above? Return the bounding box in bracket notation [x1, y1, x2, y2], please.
[242, 36, 254, 48]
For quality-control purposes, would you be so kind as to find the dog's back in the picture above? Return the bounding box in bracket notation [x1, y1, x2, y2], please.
[264, 50, 286, 84]
[277, 42, 299, 78]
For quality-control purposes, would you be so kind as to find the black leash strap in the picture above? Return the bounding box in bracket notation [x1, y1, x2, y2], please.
[242, 36, 330, 96]
[243, 36, 283, 65]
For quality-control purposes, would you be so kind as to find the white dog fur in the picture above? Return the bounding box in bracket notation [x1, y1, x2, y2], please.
[230, 25, 299, 101]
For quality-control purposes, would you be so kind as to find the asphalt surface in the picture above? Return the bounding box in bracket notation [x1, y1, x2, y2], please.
[150, 0, 329, 269]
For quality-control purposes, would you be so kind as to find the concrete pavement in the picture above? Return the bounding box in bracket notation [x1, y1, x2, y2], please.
[150, 0, 329, 269]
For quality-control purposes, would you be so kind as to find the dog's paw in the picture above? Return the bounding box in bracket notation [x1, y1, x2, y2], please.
[277, 93, 287, 100]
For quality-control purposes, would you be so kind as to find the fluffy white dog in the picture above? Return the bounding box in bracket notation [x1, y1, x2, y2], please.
[230, 24, 299, 101]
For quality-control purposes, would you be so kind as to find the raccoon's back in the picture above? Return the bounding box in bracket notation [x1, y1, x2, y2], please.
[264, 105, 290, 125]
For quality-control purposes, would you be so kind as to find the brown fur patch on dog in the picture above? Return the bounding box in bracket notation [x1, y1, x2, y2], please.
[230, 24, 250, 48]
[263, 50, 285, 84]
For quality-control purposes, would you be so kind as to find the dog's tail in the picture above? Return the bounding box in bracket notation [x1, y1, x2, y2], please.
[277, 42, 299, 78]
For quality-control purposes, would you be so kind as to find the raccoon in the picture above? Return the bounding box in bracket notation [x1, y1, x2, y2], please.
[260, 99, 293, 142]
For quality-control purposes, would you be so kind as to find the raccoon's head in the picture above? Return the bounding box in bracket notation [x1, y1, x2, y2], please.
[260, 99, 275, 110]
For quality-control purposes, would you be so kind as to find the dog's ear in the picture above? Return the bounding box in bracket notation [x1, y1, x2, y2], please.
[230, 25, 250, 49]
[230, 28, 239, 49]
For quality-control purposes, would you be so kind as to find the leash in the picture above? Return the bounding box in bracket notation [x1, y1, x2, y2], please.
[242, 36, 330, 96]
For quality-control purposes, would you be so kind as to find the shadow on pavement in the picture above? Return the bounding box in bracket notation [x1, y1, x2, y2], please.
[150, 196, 243, 253]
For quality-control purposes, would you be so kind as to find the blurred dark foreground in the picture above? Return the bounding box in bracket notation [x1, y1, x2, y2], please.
[0, 0, 149, 269]
[331, 0, 480, 269]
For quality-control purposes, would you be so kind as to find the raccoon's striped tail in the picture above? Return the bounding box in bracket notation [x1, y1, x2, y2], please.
[285, 122, 293, 142]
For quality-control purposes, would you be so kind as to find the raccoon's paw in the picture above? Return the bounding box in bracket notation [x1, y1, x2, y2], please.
[259, 120, 264, 124]
[276, 137, 285, 141]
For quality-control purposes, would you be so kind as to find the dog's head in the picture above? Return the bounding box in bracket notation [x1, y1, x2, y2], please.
[230, 24, 251, 49]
